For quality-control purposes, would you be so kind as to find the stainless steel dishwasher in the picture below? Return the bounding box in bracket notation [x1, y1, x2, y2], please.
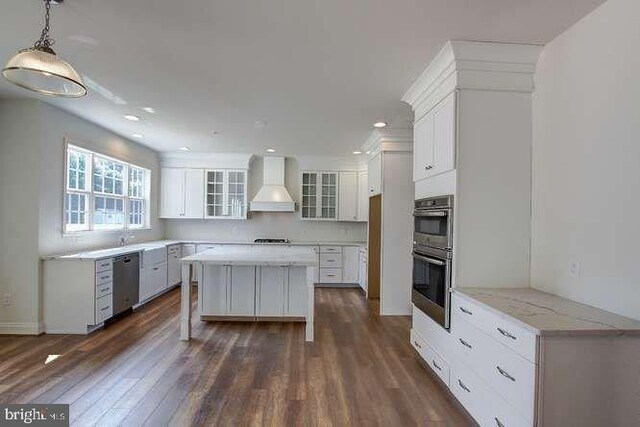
[113, 253, 140, 315]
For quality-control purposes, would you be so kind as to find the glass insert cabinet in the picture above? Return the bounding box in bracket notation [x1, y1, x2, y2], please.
[205, 169, 247, 219]
[301, 171, 338, 220]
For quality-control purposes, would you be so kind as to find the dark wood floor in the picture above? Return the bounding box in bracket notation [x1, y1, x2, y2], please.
[0, 288, 471, 426]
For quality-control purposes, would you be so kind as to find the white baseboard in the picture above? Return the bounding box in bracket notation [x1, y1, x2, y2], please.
[0, 322, 43, 335]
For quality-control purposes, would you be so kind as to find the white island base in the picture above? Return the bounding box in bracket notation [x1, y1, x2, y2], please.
[180, 246, 317, 342]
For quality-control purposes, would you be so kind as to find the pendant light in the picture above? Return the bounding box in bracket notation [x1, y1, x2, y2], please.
[2, 0, 86, 97]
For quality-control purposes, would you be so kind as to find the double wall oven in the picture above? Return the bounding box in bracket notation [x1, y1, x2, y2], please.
[412, 195, 453, 330]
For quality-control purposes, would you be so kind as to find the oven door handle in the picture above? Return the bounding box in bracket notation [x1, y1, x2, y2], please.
[412, 253, 446, 266]
[414, 210, 448, 217]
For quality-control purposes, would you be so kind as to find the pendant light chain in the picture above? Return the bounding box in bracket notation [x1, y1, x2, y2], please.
[34, 0, 55, 51]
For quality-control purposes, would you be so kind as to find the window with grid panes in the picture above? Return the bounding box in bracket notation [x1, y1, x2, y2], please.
[64, 144, 150, 233]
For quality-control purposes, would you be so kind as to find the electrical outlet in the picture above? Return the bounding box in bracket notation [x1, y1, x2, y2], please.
[2, 293, 12, 307]
[569, 261, 582, 278]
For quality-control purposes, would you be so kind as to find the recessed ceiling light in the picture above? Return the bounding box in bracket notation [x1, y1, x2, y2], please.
[179, 147, 191, 152]
[124, 114, 140, 121]
[366, 150, 371, 155]
[142, 107, 155, 114]
[353, 151, 362, 155]
[373, 122, 387, 128]
[266, 148, 276, 153]
[132, 133, 143, 138]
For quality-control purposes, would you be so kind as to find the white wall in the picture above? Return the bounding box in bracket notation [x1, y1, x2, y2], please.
[0, 100, 42, 333]
[164, 156, 367, 242]
[531, 0, 640, 320]
[0, 99, 164, 333]
[37, 102, 163, 256]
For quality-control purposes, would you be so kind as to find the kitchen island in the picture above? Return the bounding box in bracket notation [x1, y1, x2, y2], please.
[180, 245, 318, 341]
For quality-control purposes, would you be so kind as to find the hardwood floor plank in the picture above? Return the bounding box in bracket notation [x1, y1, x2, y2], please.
[0, 288, 473, 426]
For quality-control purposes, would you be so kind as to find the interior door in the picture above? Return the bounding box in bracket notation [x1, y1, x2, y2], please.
[367, 195, 382, 299]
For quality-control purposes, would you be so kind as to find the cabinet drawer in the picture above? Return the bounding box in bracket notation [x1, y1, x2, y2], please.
[411, 328, 450, 386]
[453, 312, 536, 422]
[319, 268, 342, 283]
[320, 246, 342, 254]
[95, 269, 113, 286]
[319, 253, 343, 268]
[450, 362, 488, 424]
[143, 247, 167, 268]
[95, 258, 113, 273]
[167, 244, 181, 255]
[96, 282, 113, 299]
[96, 294, 113, 323]
[453, 294, 537, 363]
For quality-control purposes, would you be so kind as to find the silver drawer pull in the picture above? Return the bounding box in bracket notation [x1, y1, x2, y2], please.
[100, 275, 110, 280]
[459, 338, 472, 349]
[100, 306, 110, 312]
[496, 366, 516, 382]
[497, 327, 517, 340]
[432, 360, 442, 371]
[413, 340, 422, 349]
[153, 267, 159, 271]
[495, 417, 505, 427]
[459, 306, 473, 315]
[326, 274, 335, 277]
[458, 379, 470, 393]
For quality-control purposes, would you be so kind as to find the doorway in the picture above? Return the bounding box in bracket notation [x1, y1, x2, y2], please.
[367, 195, 381, 299]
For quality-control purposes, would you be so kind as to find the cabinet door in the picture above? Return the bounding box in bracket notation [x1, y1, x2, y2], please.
[342, 246, 360, 283]
[200, 264, 228, 315]
[432, 92, 456, 176]
[359, 250, 368, 291]
[184, 169, 205, 218]
[160, 168, 184, 218]
[338, 172, 358, 221]
[257, 266, 285, 316]
[287, 267, 307, 316]
[413, 112, 435, 181]
[139, 267, 154, 302]
[229, 266, 255, 316]
[168, 253, 181, 286]
[320, 173, 338, 219]
[205, 170, 225, 218]
[357, 171, 369, 222]
[226, 170, 247, 219]
[301, 172, 318, 219]
[368, 154, 382, 196]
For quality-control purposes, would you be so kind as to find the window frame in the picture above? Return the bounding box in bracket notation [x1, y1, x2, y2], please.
[63, 142, 151, 235]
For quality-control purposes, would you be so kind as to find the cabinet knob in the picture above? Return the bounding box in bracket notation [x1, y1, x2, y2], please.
[425, 164, 434, 170]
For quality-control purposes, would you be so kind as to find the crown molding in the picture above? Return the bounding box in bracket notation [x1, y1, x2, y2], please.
[160, 152, 254, 169]
[402, 41, 543, 118]
[362, 129, 413, 156]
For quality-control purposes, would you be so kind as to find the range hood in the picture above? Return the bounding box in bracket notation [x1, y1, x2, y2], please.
[250, 156, 295, 212]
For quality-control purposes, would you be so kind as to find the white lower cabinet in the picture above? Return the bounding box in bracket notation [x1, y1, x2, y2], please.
[257, 266, 286, 316]
[167, 244, 181, 287]
[342, 246, 359, 284]
[413, 298, 534, 427]
[95, 293, 113, 324]
[201, 265, 308, 318]
[358, 248, 367, 292]
[200, 264, 228, 315]
[229, 266, 256, 316]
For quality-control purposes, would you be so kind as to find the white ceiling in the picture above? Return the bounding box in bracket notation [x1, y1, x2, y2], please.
[0, 0, 604, 155]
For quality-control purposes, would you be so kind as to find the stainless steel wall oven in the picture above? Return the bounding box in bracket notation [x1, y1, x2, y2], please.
[412, 195, 453, 329]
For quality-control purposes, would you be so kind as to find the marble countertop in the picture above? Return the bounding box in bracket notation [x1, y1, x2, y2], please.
[181, 245, 318, 266]
[455, 287, 640, 336]
[43, 239, 365, 261]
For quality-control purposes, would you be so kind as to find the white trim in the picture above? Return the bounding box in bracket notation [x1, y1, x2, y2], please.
[160, 152, 253, 169]
[0, 322, 43, 335]
[361, 129, 413, 158]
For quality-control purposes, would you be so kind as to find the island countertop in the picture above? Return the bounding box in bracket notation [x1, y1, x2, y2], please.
[181, 245, 319, 266]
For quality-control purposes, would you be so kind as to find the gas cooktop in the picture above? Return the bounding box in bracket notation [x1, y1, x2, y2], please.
[253, 238, 291, 244]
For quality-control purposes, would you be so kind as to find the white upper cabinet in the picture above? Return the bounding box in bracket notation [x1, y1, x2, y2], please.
[338, 172, 358, 221]
[413, 91, 456, 181]
[368, 153, 382, 196]
[301, 172, 338, 220]
[160, 168, 204, 219]
[205, 169, 247, 219]
[357, 170, 368, 222]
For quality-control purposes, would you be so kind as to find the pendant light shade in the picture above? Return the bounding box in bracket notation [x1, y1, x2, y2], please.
[3, 48, 86, 97]
[2, 0, 86, 97]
